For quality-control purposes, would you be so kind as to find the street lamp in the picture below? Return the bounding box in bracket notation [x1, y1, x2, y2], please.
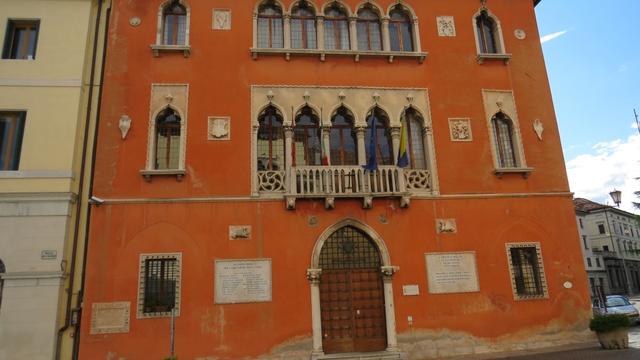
[609, 189, 622, 207]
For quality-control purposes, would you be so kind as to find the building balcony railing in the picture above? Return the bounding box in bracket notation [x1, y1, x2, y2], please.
[257, 166, 433, 210]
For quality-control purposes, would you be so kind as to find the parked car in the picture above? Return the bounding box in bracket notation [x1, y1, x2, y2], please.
[593, 295, 640, 324]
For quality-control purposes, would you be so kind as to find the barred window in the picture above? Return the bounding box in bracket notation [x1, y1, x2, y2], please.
[476, 10, 498, 54]
[356, 6, 381, 51]
[291, 2, 317, 49]
[154, 107, 181, 170]
[257, 105, 285, 171]
[324, 3, 350, 50]
[138, 254, 181, 318]
[257, 1, 284, 48]
[507, 244, 548, 299]
[491, 112, 517, 168]
[162, 0, 187, 45]
[389, 6, 413, 52]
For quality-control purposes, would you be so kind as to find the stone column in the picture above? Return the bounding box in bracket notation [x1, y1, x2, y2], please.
[355, 126, 367, 166]
[283, 15, 292, 49]
[349, 16, 358, 51]
[381, 266, 399, 352]
[251, 125, 259, 195]
[307, 269, 324, 356]
[317, 16, 325, 51]
[412, 19, 421, 52]
[423, 125, 438, 193]
[284, 125, 293, 192]
[390, 127, 401, 166]
[252, 13, 258, 48]
[322, 126, 331, 165]
[381, 17, 391, 52]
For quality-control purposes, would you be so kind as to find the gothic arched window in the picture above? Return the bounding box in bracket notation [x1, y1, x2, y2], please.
[257, 1, 284, 48]
[293, 106, 321, 165]
[389, 6, 413, 52]
[154, 108, 181, 170]
[404, 108, 426, 169]
[476, 10, 498, 54]
[365, 107, 393, 166]
[324, 3, 350, 50]
[356, 5, 382, 51]
[492, 112, 517, 168]
[329, 106, 357, 166]
[257, 106, 285, 171]
[291, 2, 317, 49]
[162, 0, 187, 45]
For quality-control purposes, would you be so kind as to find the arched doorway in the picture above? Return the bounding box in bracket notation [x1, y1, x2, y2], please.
[318, 226, 387, 353]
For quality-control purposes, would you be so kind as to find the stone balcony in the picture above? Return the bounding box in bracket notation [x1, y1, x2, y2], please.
[257, 166, 433, 210]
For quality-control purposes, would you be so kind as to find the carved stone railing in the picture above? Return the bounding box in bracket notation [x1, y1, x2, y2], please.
[404, 169, 432, 191]
[286, 165, 410, 209]
[257, 170, 286, 192]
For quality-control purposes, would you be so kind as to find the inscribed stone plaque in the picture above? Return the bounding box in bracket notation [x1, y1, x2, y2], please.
[90, 302, 130, 334]
[425, 252, 479, 294]
[215, 259, 272, 304]
[402, 284, 420, 296]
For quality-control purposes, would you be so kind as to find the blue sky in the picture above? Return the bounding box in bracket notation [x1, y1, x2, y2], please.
[535, 0, 640, 211]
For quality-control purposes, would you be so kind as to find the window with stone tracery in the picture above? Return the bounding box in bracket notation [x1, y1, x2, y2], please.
[257, 106, 285, 171]
[329, 106, 358, 166]
[356, 5, 382, 51]
[291, 1, 317, 49]
[389, 6, 413, 52]
[491, 112, 517, 168]
[293, 106, 321, 165]
[154, 107, 181, 170]
[257, 1, 284, 48]
[365, 107, 393, 166]
[162, 0, 187, 45]
[324, 3, 350, 50]
[404, 108, 426, 169]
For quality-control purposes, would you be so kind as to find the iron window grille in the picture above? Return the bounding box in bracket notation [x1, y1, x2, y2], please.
[506, 243, 548, 300]
[138, 253, 181, 318]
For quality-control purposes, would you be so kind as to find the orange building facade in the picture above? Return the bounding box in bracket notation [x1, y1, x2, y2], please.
[79, 0, 593, 359]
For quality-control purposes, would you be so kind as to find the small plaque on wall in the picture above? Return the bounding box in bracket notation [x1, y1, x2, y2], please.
[212, 9, 231, 30]
[425, 252, 479, 294]
[402, 284, 420, 296]
[90, 302, 130, 334]
[214, 259, 272, 304]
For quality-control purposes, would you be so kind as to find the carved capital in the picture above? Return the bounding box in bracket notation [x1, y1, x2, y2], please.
[389, 126, 402, 139]
[325, 197, 335, 210]
[355, 126, 367, 138]
[307, 268, 322, 283]
[381, 265, 399, 278]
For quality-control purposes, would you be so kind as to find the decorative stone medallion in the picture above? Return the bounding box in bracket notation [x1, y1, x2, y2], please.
[448, 118, 472, 142]
[436, 218, 457, 234]
[514, 29, 526, 40]
[90, 302, 130, 334]
[213, 9, 231, 30]
[208, 117, 230, 140]
[129, 17, 141, 27]
[437, 16, 456, 37]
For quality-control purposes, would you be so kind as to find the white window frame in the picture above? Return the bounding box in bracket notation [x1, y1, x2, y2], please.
[472, 7, 511, 64]
[151, 0, 191, 57]
[137, 253, 182, 319]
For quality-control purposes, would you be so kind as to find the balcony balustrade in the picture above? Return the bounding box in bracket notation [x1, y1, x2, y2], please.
[257, 166, 433, 209]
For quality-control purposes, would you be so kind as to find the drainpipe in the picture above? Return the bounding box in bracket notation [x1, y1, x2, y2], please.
[55, 0, 106, 359]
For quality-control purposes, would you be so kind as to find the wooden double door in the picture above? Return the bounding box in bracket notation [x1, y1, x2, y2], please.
[318, 226, 387, 354]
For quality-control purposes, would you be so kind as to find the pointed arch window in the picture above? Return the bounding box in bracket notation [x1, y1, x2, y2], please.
[356, 6, 382, 51]
[293, 106, 321, 165]
[492, 112, 517, 168]
[162, 0, 187, 45]
[257, 106, 285, 171]
[291, 2, 317, 49]
[476, 10, 498, 54]
[324, 3, 350, 50]
[154, 108, 181, 170]
[330, 106, 357, 166]
[257, 1, 284, 48]
[404, 108, 426, 169]
[365, 108, 393, 166]
[389, 6, 413, 52]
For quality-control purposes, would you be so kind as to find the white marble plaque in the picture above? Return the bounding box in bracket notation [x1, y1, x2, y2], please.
[402, 284, 420, 296]
[213, 9, 231, 30]
[215, 259, 272, 304]
[425, 252, 479, 294]
[90, 302, 130, 334]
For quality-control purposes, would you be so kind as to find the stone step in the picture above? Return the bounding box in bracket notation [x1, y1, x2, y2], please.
[315, 351, 405, 360]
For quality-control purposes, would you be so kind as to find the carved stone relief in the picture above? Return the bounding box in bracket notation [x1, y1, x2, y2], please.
[448, 118, 472, 141]
[229, 225, 251, 240]
[436, 218, 457, 234]
[213, 9, 231, 30]
[119, 115, 131, 139]
[533, 119, 544, 140]
[437, 16, 456, 37]
[208, 117, 230, 140]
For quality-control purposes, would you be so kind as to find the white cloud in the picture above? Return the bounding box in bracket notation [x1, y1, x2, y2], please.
[540, 30, 568, 44]
[566, 134, 640, 213]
